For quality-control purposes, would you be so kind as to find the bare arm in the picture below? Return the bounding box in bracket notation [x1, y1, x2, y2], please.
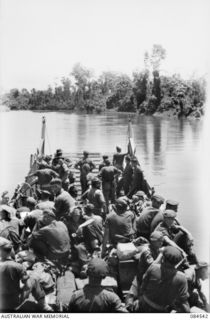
[101, 226, 109, 258]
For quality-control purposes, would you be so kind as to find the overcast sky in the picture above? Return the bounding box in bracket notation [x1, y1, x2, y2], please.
[0, 0, 209, 92]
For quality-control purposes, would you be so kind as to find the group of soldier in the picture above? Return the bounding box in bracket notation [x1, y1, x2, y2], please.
[0, 147, 208, 313]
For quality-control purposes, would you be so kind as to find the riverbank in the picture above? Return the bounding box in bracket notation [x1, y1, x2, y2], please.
[153, 108, 204, 119]
[0, 104, 204, 119]
[1, 62, 206, 120]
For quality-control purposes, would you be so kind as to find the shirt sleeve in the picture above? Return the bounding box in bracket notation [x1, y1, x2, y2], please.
[176, 273, 189, 302]
[108, 291, 128, 312]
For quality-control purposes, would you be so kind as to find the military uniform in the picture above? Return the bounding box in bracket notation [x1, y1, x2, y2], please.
[113, 152, 127, 171]
[105, 209, 135, 245]
[75, 157, 96, 194]
[154, 221, 178, 241]
[99, 165, 121, 209]
[87, 187, 105, 216]
[136, 207, 159, 239]
[32, 169, 58, 186]
[29, 220, 70, 261]
[54, 189, 75, 219]
[69, 284, 126, 312]
[138, 259, 189, 312]
[128, 165, 144, 197]
[0, 257, 45, 311]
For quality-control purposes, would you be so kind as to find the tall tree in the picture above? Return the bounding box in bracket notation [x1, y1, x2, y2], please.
[71, 63, 93, 109]
[150, 44, 166, 71]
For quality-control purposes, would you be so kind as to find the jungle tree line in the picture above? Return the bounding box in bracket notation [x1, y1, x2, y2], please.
[2, 45, 206, 117]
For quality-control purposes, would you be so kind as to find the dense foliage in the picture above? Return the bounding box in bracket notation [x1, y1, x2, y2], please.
[2, 45, 206, 118]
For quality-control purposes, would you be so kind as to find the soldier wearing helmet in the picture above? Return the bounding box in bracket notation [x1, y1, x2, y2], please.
[0, 241, 51, 312]
[101, 197, 136, 257]
[68, 258, 127, 312]
[126, 231, 164, 311]
[136, 194, 164, 239]
[135, 246, 190, 313]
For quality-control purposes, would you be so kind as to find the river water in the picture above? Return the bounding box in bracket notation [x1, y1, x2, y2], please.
[0, 110, 209, 261]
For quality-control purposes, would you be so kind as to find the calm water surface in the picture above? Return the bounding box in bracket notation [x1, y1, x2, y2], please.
[0, 111, 208, 260]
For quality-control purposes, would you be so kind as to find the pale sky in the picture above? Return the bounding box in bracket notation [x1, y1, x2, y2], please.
[0, 0, 209, 92]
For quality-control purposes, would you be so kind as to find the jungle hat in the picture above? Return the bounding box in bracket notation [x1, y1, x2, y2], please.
[151, 194, 164, 204]
[118, 196, 130, 205]
[166, 200, 179, 211]
[115, 198, 127, 210]
[163, 246, 183, 265]
[87, 258, 108, 278]
[163, 209, 177, 219]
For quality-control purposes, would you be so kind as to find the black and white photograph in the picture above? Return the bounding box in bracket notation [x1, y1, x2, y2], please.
[0, 0, 209, 315]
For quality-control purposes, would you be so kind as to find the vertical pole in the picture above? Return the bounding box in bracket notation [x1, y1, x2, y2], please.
[30, 154, 33, 169]
[127, 117, 136, 158]
[40, 116, 46, 157]
[127, 117, 133, 140]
